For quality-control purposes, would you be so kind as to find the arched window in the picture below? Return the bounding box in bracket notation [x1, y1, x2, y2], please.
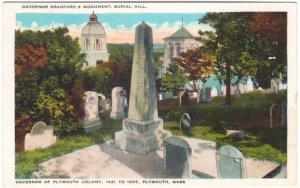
[96, 39, 101, 50]
[175, 43, 180, 56]
[168, 44, 174, 58]
[85, 38, 90, 50]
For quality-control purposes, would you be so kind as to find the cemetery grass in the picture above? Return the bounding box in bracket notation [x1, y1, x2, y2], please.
[15, 112, 122, 178]
[161, 91, 287, 164]
[16, 91, 286, 178]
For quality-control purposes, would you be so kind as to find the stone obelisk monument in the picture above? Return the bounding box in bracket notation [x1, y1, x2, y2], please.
[115, 22, 170, 154]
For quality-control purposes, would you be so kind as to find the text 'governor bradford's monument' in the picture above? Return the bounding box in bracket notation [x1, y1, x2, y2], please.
[115, 22, 171, 154]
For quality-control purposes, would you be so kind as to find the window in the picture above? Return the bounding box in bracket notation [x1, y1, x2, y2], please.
[96, 60, 103, 65]
[175, 43, 180, 56]
[85, 38, 90, 50]
[168, 44, 173, 58]
[95, 39, 101, 50]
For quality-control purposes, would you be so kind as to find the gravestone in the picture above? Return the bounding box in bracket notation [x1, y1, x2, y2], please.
[221, 86, 226, 96]
[24, 121, 56, 151]
[211, 86, 218, 97]
[246, 76, 254, 92]
[205, 88, 212, 102]
[164, 137, 192, 178]
[110, 87, 128, 119]
[181, 91, 190, 106]
[165, 91, 173, 99]
[115, 22, 171, 154]
[238, 83, 246, 94]
[81, 91, 101, 133]
[192, 91, 197, 98]
[98, 93, 106, 113]
[270, 104, 280, 128]
[216, 145, 246, 178]
[234, 89, 241, 97]
[105, 99, 111, 111]
[197, 89, 206, 103]
[158, 93, 163, 101]
[270, 78, 282, 94]
[180, 113, 191, 130]
[280, 92, 287, 128]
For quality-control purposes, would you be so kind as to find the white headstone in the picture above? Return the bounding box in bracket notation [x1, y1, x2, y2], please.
[222, 86, 226, 96]
[216, 145, 246, 178]
[246, 76, 254, 92]
[24, 121, 56, 151]
[82, 91, 101, 133]
[110, 87, 128, 119]
[211, 87, 218, 97]
[193, 92, 197, 98]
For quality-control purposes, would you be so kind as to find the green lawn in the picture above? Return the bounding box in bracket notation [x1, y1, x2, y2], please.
[16, 90, 287, 178]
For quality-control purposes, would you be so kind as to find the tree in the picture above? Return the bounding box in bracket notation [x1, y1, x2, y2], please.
[105, 43, 134, 94]
[161, 63, 187, 95]
[82, 66, 113, 97]
[173, 47, 216, 91]
[249, 12, 287, 87]
[15, 27, 86, 135]
[198, 12, 287, 104]
[15, 44, 48, 76]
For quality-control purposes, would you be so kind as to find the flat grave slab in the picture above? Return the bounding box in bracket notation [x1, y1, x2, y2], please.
[33, 137, 281, 179]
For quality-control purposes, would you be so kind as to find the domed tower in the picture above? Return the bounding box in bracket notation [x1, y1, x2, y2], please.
[81, 12, 109, 68]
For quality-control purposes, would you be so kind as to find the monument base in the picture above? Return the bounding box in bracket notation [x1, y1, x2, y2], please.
[81, 118, 101, 133]
[115, 118, 171, 154]
[110, 111, 126, 119]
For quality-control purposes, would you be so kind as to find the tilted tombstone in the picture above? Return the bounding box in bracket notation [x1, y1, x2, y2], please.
[110, 87, 128, 119]
[81, 91, 101, 133]
[211, 86, 218, 97]
[114, 22, 171, 154]
[25, 121, 56, 151]
[216, 145, 246, 178]
[205, 88, 212, 102]
[270, 104, 280, 128]
[164, 137, 192, 178]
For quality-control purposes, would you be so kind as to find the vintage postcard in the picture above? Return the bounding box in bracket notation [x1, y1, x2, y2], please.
[2, 0, 297, 187]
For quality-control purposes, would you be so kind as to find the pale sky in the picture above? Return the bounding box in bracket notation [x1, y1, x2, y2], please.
[16, 13, 213, 44]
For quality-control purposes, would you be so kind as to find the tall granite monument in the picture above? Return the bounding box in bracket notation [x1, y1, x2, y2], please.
[115, 22, 171, 154]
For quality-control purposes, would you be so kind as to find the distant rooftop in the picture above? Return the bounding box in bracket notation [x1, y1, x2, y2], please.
[165, 26, 194, 39]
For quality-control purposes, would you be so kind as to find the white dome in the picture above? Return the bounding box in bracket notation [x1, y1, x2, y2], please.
[81, 21, 106, 36]
[81, 14, 106, 36]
